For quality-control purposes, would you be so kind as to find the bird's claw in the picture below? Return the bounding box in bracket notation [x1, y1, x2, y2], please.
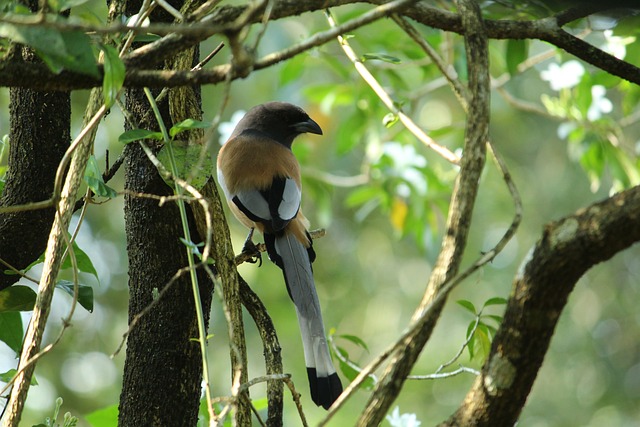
[242, 228, 263, 266]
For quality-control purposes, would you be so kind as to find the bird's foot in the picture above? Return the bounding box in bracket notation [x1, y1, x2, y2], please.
[241, 228, 263, 266]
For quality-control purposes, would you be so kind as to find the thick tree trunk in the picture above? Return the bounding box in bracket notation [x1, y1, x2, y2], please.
[118, 137, 213, 426]
[0, 49, 70, 290]
[115, 0, 217, 423]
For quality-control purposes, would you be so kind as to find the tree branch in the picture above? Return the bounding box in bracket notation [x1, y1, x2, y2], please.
[354, 0, 489, 424]
[1, 0, 638, 90]
[238, 275, 284, 427]
[442, 184, 640, 426]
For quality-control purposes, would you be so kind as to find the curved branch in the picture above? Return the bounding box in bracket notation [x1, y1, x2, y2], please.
[354, 0, 489, 424]
[442, 184, 640, 426]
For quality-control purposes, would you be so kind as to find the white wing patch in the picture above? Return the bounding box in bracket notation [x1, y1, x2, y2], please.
[235, 188, 271, 221]
[279, 178, 301, 221]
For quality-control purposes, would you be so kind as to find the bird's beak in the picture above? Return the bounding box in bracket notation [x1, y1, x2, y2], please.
[292, 118, 323, 135]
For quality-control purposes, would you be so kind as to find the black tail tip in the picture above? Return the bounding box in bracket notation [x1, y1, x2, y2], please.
[307, 368, 343, 410]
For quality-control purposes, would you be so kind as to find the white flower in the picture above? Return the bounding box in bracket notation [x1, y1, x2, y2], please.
[382, 142, 427, 169]
[540, 61, 585, 91]
[587, 85, 612, 121]
[126, 13, 150, 27]
[557, 122, 576, 140]
[386, 406, 422, 427]
[381, 142, 428, 195]
[218, 110, 246, 145]
[601, 30, 635, 60]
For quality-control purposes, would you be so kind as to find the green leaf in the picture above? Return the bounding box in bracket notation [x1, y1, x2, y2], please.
[169, 119, 210, 139]
[56, 281, 94, 313]
[361, 53, 401, 64]
[84, 155, 118, 198]
[85, 404, 119, 427]
[156, 142, 213, 189]
[335, 347, 376, 390]
[476, 324, 492, 358]
[0, 311, 23, 353]
[345, 186, 383, 208]
[457, 299, 477, 315]
[483, 297, 507, 307]
[505, 39, 527, 76]
[335, 108, 367, 154]
[1, 369, 16, 383]
[578, 140, 604, 191]
[574, 76, 593, 119]
[0, 285, 36, 311]
[251, 397, 268, 411]
[484, 323, 498, 336]
[383, 113, 399, 128]
[0, 369, 37, 386]
[279, 53, 307, 86]
[484, 314, 503, 325]
[466, 321, 476, 359]
[5, 249, 44, 276]
[0, 16, 99, 77]
[179, 237, 204, 256]
[61, 240, 99, 283]
[337, 334, 370, 353]
[118, 129, 164, 144]
[100, 44, 125, 108]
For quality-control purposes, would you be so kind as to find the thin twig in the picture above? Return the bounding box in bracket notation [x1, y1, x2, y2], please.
[0, 199, 55, 214]
[408, 365, 480, 380]
[193, 42, 225, 71]
[283, 377, 309, 427]
[155, 0, 184, 21]
[0, 258, 40, 284]
[393, 14, 468, 105]
[325, 9, 460, 165]
[434, 311, 481, 375]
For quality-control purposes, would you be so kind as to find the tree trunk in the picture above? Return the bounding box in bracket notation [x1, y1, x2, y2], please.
[118, 136, 213, 426]
[0, 48, 70, 290]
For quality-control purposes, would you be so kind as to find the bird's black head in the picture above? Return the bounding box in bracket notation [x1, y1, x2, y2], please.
[232, 102, 323, 148]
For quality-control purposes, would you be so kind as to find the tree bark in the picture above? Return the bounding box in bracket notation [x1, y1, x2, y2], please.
[118, 126, 214, 426]
[0, 45, 70, 290]
[3, 1, 639, 91]
[442, 185, 640, 426]
[117, 1, 214, 423]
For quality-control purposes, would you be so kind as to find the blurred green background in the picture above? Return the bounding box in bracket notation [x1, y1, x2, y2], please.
[1, 1, 639, 426]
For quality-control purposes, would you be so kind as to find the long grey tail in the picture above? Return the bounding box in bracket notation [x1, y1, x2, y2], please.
[269, 232, 343, 410]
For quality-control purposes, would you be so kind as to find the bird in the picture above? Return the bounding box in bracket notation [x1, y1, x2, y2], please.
[216, 101, 343, 410]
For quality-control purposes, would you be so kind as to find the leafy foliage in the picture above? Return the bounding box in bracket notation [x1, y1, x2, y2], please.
[120, 118, 212, 189]
[0, 15, 98, 77]
[33, 397, 79, 427]
[0, 311, 23, 353]
[99, 44, 125, 108]
[0, 285, 37, 312]
[84, 155, 117, 198]
[457, 298, 507, 361]
[328, 331, 377, 390]
[1, 0, 639, 425]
